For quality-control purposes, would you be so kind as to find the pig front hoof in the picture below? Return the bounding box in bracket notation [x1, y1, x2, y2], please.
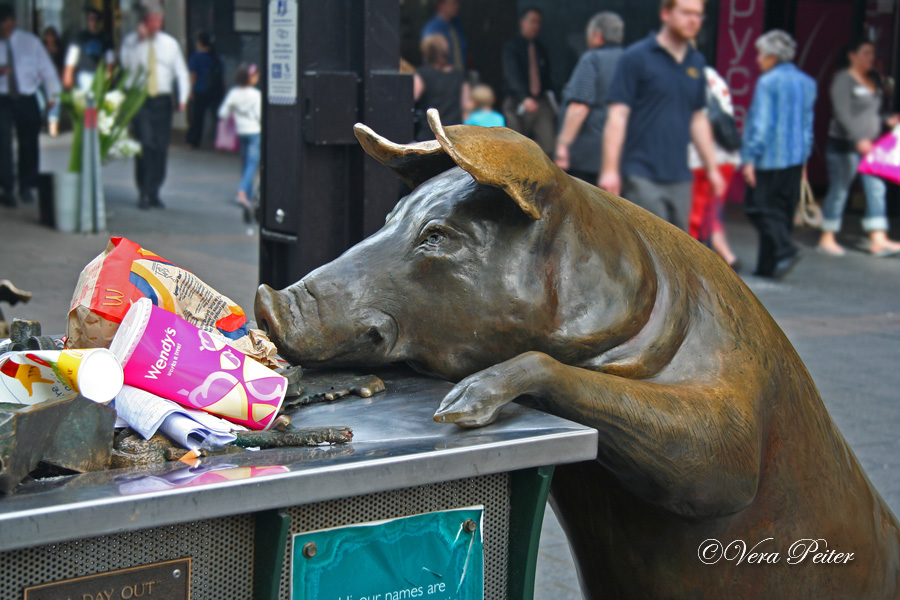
[433, 371, 514, 428]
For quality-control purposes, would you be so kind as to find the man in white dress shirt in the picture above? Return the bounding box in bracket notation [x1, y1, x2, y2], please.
[120, 1, 190, 209]
[0, 4, 61, 206]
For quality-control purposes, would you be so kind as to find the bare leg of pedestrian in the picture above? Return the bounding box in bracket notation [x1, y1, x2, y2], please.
[817, 230, 845, 256]
[711, 229, 738, 267]
[868, 230, 900, 256]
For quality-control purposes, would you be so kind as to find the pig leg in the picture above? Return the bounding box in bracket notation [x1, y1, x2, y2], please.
[434, 351, 761, 518]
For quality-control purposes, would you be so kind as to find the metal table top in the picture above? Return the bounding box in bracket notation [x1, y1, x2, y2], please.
[0, 369, 597, 553]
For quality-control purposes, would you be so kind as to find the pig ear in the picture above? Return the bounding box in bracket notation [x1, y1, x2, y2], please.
[353, 123, 458, 190]
[427, 108, 562, 220]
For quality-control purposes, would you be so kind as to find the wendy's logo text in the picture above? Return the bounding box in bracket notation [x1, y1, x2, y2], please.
[698, 538, 855, 566]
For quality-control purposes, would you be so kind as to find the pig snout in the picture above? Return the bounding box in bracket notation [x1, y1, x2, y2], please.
[255, 282, 328, 365]
[254, 283, 289, 341]
[254, 281, 400, 368]
[255, 283, 301, 358]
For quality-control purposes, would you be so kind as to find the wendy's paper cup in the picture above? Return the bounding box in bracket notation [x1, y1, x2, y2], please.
[0, 348, 123, 405]
[110, 298, 286, 430]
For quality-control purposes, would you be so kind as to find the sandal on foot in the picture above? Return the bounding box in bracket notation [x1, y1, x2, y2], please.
[816, 245, 846, 257]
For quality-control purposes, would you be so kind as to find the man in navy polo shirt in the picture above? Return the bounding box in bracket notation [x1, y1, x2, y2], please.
[599, 0, 724, 231]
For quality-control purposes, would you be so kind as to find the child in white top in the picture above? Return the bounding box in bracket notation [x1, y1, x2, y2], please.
[218, 63, 261, 209]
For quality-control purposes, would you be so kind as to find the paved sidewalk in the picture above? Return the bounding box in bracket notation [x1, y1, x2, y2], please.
[2, 136, 900, 599]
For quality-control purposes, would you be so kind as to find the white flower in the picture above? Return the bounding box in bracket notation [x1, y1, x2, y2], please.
[104, 90, 125, 112]
[106, 137, 142, 162]
[71, 89, 87, 112]
[97, 111, 115, 136]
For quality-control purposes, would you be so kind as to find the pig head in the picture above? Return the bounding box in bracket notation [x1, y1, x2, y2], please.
[256, 110, 655, 382]
[256, 110, 900, 599]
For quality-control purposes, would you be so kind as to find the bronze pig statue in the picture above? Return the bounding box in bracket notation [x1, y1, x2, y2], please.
[255, 110, 900, 598]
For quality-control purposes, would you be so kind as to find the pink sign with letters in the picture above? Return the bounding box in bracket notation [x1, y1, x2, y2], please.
[716, 0, 765, 202]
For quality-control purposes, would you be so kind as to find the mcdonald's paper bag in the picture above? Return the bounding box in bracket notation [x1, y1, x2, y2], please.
[66, 237, 277, 367]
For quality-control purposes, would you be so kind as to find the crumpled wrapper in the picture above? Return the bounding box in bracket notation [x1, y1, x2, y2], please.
[66, 237, 278, 368]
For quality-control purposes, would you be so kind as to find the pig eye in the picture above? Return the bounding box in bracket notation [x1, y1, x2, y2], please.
[419, 226, 447, 248]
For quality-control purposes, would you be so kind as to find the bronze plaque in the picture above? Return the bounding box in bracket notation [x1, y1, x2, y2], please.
[24, 557, 190, 600]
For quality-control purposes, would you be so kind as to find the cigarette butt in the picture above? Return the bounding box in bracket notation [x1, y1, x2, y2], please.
[179, 449, 201, 464]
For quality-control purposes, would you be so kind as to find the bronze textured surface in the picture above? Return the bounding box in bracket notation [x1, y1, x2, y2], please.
[255, 109, 900, 599]
[0, 396, 114, 493]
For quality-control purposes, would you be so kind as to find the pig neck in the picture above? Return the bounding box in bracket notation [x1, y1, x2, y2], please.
[586, 246, 693, 380]
[553, 190, 693, 380]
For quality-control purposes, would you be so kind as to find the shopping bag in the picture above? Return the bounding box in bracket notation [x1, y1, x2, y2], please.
[858, 127, 900, 185]
[215, 115, 239, 152]
[794, 176, 823, 229]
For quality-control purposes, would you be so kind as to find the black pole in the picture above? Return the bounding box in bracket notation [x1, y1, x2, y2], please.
[259, 0, 413, 291]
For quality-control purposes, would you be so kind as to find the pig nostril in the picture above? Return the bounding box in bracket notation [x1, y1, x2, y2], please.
[259, 318, 270, 336]
[366, 327, 384, 345]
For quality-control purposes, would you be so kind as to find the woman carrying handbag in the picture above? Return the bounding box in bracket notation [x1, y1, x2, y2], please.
[817, 39, 900, 257]
[218, 63, 261, 215]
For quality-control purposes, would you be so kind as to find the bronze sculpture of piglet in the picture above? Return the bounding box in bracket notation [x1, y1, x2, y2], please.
[256, 110, 900, 599]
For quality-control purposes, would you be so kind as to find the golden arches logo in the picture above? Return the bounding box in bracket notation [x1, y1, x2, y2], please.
[102, 288, 126, 306]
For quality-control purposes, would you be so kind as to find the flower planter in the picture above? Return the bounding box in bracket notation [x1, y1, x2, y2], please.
[52, 171, 80, 233]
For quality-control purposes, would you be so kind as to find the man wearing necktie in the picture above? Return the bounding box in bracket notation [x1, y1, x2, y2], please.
[421, 0, 467, 72]
[120, 1, 190, 210]
[0, 5, 61, 207]
[502, 7, 556, 157]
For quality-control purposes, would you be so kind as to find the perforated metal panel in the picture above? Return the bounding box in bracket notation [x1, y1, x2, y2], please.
[0, 474, 509, 600]
[0, 515, 256, 600]
[279, 473, 510, 600]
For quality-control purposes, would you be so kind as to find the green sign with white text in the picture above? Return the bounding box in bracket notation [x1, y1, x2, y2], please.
[291, 506, 484, 600]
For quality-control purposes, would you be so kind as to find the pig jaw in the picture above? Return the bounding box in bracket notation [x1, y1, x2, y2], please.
[255, 282, 401, 368]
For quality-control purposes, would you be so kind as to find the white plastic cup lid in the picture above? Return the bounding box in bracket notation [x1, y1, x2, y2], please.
[109, 298, 153, 369]
[78, 348, 125, 402]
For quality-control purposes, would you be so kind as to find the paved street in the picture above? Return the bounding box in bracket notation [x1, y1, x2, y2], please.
[2, 137, 899, 599]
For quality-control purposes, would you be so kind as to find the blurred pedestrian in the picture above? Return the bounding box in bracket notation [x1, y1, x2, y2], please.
[120, 0, 190, 210]
[218, 63, 261, 218]
[688, 66, 741, 269]
[600, 0, 723, 231]
[463, 84, 504, 127]
[41, 26, 64, 137]
[502, 7, 556, 156]
[741, 30, 816, 278]
[555, 12, 624, 184]
[186, 31, 224, 149]
[421, 0, 467, 72]
[817, 39, 900, 258]
[62, 8, 114, 92]
[0, 4, 61, 207]
[413, 34, 468, 141]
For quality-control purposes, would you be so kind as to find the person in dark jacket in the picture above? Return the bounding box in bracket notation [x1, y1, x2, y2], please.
[555, 12, 624, 183]
[420, 0, 467, 72]
[186, 31, 224, 149]
[62, 8, 114, 92]
[502, 7, 555, 156]
[413, 34, 469, 142]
